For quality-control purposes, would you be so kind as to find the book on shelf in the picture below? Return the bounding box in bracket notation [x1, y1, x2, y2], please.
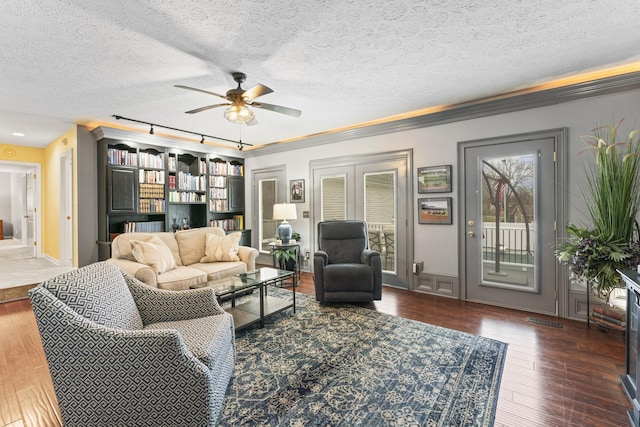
[209, 215, 244, 231]
[589, 315, 626, 331]
[591, 311, 626, 326]
[123, 220, 164, 233]
[108, 148, 137, 166]
[592, 304, 626, 321]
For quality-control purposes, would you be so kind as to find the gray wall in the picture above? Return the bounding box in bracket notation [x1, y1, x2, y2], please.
[243, 87, 640, 318]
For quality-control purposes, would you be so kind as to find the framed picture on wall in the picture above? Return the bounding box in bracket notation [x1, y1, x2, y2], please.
[418, 165, 452, 193]
[418, 197, 453, 224]
[290, 179, 305, 203]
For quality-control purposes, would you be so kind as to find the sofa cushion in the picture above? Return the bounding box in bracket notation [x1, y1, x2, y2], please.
[40, 261, 144, 330]
[324, 263, 374, 293]
[175, 227, 226, 265]
[200, 232, 240, 262]
[130, 236, 177, 274]
[155, 266, 208, 291]
[112, 232, 183, 267]
[190, 261, 247, 282]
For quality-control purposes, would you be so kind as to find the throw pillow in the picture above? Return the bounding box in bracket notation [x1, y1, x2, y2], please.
[130, 236, 177, 274]
[200, 233, 241, 263]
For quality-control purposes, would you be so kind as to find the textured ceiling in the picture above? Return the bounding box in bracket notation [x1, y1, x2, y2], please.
[2, 0, 640, 150]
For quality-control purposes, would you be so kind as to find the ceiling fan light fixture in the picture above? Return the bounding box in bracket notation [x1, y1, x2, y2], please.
[224, 104, 254, 124]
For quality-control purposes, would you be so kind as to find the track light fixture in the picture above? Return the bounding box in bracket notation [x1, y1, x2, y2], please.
[112, 115, 252, 150]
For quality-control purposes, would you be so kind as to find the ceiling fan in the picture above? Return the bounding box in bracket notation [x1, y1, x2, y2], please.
[175, 72, 302, 126]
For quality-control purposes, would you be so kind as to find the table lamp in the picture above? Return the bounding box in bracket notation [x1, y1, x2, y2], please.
[273, 203, 297, 244]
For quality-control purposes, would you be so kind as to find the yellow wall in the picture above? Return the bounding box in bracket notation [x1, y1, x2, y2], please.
[43, 127, 78, 265]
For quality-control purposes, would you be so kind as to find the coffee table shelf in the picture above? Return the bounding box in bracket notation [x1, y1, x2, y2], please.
[193, 267, 296, 331]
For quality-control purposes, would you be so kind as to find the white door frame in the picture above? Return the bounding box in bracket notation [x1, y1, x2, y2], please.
[0, 160, 42, 257]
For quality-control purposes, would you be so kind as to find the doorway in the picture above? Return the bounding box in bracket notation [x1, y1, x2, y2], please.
[311, 150, 412, 288]
[458, 129, 567, 315]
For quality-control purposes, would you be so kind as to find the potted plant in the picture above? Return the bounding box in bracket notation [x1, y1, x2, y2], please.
[272, 232, 301, 271]
[556, 119, 640, 303]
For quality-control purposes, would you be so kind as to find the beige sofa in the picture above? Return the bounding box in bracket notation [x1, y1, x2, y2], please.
[108, 227, 258, 290]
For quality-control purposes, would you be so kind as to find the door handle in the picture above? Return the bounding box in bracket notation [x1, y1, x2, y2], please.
[467, 231, 475, 237]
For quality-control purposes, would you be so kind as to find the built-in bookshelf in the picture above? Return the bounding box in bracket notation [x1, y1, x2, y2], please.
[97, 139, 247, 259]
[138, 148, 165, 214]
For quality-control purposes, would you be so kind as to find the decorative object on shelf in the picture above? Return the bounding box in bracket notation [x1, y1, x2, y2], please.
[273, 203, 297, 243]
[418, 165, 452, 193]
[290, 179, 305, 203]
[556, 119, 640, 305]
[112, 115, 252, 150]
[418, 197, 453, 225]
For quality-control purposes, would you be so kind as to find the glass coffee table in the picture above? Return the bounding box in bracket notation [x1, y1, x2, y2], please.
[193, 267, 296, 331]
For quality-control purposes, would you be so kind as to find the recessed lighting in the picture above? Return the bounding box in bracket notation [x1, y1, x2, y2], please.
[12, 132, 25, 137]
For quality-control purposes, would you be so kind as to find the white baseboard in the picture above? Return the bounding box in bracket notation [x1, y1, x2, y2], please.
[43, 253, 61, 266]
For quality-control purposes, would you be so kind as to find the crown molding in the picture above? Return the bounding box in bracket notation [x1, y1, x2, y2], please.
[243, 71, 640, 158]
[91, 126, 244, 158]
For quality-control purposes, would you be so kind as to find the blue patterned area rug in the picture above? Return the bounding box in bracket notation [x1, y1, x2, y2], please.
[219, 289, 507, 426]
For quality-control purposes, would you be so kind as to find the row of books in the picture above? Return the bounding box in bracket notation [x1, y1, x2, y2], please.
[139, 170, 165, 184]
[210, 161, 243, 176]
[589, 304, 626, 331]
[168, 191, 206, 203]
[209, 175, 227, 188]
[108, 148, 137, 166]
[109, 149, 243, 177]
[209, 188, 228, 199]
[139, 199, 165, 213]
[139, 152, 164, 169]
[139, 183, 165, 198]
[168, 172, 206, 191]
[123, 220, 164, 233]
[209, 199, 228, 212]
[210, 215, 244, 231]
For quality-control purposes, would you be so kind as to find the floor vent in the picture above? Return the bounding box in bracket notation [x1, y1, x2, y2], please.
[527, 317, 563, 328]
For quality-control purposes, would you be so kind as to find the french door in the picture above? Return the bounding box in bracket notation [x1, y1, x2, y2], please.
[311, 151, 411, 288]
[459, 130, 566, 315]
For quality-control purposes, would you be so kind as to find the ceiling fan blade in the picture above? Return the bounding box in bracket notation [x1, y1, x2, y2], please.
[174, 85, 228, 101]
[185, 103, 230, 114]
[251, 102, 302, 118]
[243, 84, 273, 101]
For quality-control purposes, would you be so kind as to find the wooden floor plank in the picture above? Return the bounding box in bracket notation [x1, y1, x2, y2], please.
[0, 271, 631, 427]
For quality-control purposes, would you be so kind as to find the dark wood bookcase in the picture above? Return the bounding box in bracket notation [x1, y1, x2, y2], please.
[97, 138, 246, 259]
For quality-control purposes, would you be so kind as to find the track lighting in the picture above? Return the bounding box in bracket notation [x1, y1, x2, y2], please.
[112, 115, 252, 150]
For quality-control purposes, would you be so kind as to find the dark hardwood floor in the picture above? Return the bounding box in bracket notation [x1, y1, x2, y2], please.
[0, 272, 630, 427]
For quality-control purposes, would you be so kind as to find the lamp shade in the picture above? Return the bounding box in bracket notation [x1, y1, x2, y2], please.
[224, 104, 255, 124]
[273, 203, 297, 221]
[273, 203, 297, 244]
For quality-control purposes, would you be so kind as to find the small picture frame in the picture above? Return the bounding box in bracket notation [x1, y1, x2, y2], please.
[290, 179, 305, 203]
[418, 165, 452, 193]
[418, 197, 453, 225]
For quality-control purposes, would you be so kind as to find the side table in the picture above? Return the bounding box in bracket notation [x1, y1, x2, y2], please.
[269, 242, 300, 287]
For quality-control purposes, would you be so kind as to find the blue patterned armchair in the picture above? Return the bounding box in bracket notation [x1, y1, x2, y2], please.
[29, 261, 235, 427]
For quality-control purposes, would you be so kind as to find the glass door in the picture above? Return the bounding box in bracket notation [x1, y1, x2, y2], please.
[312, 153, 410, 288]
